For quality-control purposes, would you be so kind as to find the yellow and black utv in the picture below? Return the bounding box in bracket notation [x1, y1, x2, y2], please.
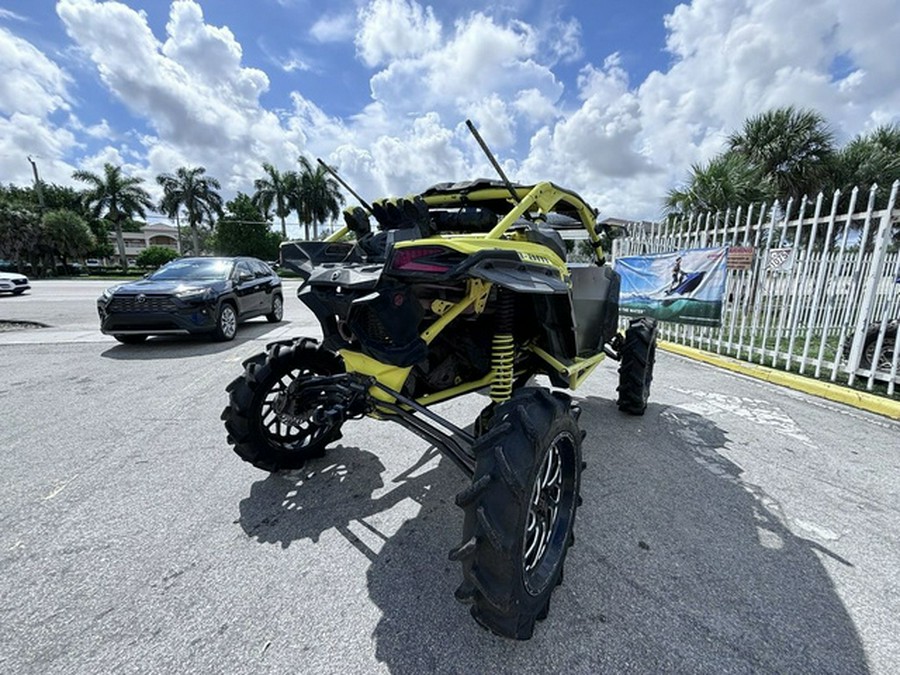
[223, 133, 658, 640]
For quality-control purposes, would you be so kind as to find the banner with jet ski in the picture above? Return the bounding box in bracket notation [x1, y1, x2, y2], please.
[614, 247, 729, 326]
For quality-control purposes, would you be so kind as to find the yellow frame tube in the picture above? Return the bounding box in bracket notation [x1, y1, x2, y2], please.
[325, 225, 349, 243]
[341, 279, 493, 406]
[528, 345, 607, 390]
[414, 373, 495, 407]
[333, 182, 606, 261]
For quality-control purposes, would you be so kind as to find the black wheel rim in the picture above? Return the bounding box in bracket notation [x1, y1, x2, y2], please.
[523, 430, 577, 595]
[258, 367, 332, 451]
[864, 341, 894, 371]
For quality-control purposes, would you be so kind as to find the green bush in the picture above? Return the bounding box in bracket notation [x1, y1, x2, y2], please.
[136, 246, 179, 269]
[214, 193, 283, 259]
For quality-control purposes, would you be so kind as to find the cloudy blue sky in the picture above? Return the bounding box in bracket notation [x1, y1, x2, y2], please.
[2, 0, 898, 236]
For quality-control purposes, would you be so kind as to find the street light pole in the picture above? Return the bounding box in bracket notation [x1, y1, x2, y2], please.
[175, 211, 183, 255]
[27, 156, 46, 212]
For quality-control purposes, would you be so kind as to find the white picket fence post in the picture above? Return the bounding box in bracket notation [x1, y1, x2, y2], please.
[847, 181, 898, 387]
[614, 182, 899, 393]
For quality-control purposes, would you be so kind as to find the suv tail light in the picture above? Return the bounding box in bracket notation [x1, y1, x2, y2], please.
[389, 246, 465, 274]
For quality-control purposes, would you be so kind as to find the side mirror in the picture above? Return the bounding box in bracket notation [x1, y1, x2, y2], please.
[239, 271, 253, 282]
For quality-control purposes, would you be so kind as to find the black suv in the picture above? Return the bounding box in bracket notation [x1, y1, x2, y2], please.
[97, 257, 283, 344]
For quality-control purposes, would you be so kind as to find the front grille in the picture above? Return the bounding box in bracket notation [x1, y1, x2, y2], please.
[12, 279, 27, 286]
[109, 295, 177, 313]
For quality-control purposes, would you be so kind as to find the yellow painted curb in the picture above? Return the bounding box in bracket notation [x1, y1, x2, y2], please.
[658, 341, 900, 421]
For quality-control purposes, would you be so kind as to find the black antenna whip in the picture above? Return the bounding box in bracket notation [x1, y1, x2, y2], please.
[317, 158, 374, 214]
[465, 119, 521, 205]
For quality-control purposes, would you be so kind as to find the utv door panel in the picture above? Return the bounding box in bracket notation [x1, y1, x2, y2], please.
[569, 264, 620, 356]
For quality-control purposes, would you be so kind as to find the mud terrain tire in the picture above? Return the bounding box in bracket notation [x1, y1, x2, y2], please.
[617, 316, 658, 415]
[451, 387, 583, 639]
[222, 338, 345, 471]
[859, 326, 897, 371]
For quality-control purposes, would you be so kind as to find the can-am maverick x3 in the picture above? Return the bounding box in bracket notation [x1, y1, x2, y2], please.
[222, 122, 658, 639]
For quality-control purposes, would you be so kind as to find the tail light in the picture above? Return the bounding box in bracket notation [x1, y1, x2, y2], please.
[389, 246, 465, 274]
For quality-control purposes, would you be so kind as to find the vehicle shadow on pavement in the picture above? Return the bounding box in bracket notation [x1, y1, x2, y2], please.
[235, 400, 869, 674]
[237, 445, 451, 551]
[99, 320, 287, 359]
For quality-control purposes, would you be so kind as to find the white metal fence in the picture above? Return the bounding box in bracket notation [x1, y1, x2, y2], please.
[611, 181, 900, 396]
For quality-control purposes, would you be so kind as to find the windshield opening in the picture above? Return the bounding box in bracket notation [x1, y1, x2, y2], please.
[149, 259, 233, 281]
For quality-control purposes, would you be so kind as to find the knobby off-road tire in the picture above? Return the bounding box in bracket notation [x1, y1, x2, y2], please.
[859, 327, 897, 371]
[451, 387, 583, 640]
[222, 337, 345, 471]
[617, 316, 658, 415]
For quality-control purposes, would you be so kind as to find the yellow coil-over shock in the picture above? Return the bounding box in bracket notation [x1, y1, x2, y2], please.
[489, 291, 515, 403]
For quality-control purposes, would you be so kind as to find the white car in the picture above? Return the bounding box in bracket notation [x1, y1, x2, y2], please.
[0, 271, 30, 295]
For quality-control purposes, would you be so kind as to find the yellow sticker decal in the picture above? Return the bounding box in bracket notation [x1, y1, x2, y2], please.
[519, 252, 554, 266]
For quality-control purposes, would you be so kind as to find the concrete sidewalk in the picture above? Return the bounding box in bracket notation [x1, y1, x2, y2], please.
[660, 341, 900, 420]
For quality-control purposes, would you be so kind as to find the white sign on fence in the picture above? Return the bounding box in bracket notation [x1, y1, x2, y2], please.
[767, 247, 793, 272]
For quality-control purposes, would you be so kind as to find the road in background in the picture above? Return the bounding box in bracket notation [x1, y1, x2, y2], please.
[0, 279, 310, 340]
[1, 281, 898, 673]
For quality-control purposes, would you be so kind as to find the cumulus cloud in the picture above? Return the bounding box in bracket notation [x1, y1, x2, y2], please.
[363, 8, 563, 153]
[0, 25, 79, 185]
[513, 88, 559, 125]
[546, 17, 583, 64]
[54, 0, 291, 199]
[310, 12, 356, 43]
[611, 0, 900, 216]
[356, 0, 441, 67]
[0, 26, 70, 117]
[58, 0, 270, 148]
[1, 0, 896, 224]
[278, 51, 314, 73]
[463, 95, 515, 149]
[369, 113, 468, 192]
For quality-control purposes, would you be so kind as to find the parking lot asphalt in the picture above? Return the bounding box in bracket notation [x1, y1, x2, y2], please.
[1, 280, 898, 674]
[659, 341, 900, 421]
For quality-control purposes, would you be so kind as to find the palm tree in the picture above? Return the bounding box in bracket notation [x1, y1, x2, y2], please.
[252, 163, 293, 238]
[832, 124, 900, 194]
[156, 166, 223, 255]
[73, 163, 155, 269]
[728, 106, 835, 203]
[665, 151, 771, 216]
[293, 156, 345, 239]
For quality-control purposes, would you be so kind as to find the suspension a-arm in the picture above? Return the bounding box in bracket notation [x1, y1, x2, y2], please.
[370, 381, 475, 477]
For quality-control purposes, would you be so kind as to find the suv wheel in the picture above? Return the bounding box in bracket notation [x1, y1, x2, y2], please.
[213, 303, 238, 341]
[266, 294, 284, 323]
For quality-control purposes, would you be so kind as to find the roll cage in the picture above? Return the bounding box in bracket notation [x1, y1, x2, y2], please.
[322, 180, 609, 265]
